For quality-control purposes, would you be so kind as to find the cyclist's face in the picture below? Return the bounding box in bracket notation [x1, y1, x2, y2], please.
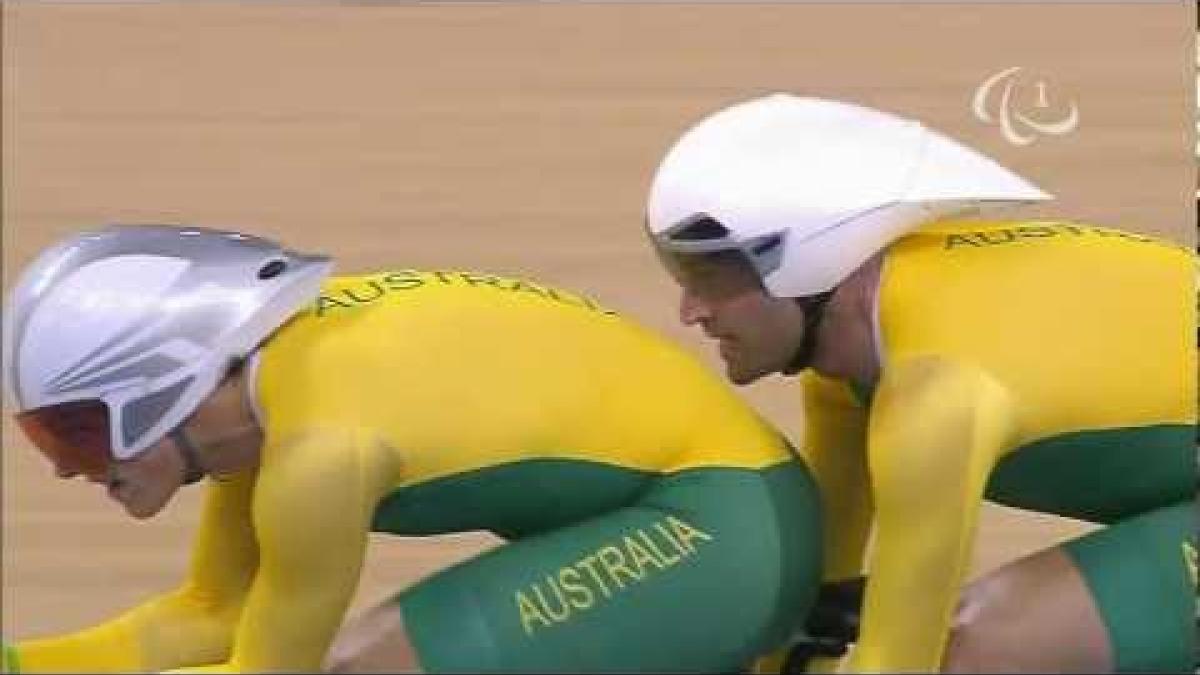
[673, 256, 806, 385]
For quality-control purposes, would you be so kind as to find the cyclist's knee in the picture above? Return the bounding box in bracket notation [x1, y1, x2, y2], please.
[942, 580, 1011, 673]
[941, 548, 1112, 673]
[324, 602, 422, 674]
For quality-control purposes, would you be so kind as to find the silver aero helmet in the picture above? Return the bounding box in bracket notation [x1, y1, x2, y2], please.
[645, 93, 1052, 299]
[3, 225, 332, 475]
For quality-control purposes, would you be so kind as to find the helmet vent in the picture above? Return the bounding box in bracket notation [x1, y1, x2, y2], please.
[668, 215, 730, 242]
[258, 260, 287, 280]
[120, 375, 194, 447]
[751, 235, 783, 256]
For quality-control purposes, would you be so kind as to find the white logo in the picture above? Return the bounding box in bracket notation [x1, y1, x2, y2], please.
[972, 66, 1079, 146]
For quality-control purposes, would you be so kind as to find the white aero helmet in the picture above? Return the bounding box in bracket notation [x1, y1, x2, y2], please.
[646, 93, 1052, 298]
[3, 224, 332, 475]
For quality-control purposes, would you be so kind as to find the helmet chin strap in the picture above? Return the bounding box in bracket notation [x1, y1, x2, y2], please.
[782, 290, 836, 375]
[169, 426, 208, 485]
[166, 359, 260, 486]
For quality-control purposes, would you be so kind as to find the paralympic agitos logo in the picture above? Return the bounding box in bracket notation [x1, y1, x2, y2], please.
[972, 66, 1079, 146]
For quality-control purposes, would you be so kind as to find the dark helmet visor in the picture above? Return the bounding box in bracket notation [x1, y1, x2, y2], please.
[15, 400, 115, 477]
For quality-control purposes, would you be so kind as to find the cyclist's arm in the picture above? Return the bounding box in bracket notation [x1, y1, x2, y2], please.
[850, 356, 1015, 672]
[753, 373, 874, 675]
[15, 472, 258, 673]
[178, 428, 398, 672]
[798, 370, 874, 582]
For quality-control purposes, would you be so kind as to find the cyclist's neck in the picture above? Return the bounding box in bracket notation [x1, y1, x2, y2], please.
[179, 369, 265, 479]
[808, 252, 883, 391]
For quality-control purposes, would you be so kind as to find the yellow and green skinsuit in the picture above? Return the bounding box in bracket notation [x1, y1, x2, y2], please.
[804, 220, 1195, 672]
[14, 270, 823, 673]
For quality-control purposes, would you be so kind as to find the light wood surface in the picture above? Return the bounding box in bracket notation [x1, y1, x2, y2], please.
[3, 2, 1194, 641]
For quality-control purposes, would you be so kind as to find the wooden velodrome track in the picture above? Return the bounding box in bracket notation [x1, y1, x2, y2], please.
[2, 1, 1195, 652]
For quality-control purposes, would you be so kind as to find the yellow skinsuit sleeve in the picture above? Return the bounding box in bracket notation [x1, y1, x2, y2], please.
[849, 356, 1017, 673]
[15, 471, 259, 673]
[16, 429, 396, 673]
[170, 428, 397, 673]
[798, 371, 874, 582]
[754, 372, 873, 675]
